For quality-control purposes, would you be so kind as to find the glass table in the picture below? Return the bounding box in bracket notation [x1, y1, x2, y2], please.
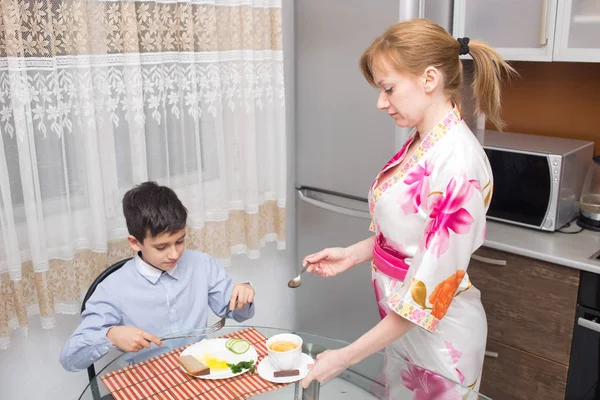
[79, 326, 491, 400]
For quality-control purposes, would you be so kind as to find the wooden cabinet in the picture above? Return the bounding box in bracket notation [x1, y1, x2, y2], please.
[482, 340, 569, 400]
[468, 247, 580, 399]
[452, 0, 600, 62]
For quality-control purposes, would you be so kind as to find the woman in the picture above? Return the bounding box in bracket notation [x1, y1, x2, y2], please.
[301, 19, 515, 397]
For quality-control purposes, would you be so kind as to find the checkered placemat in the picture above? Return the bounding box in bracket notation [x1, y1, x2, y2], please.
[100, 328, 288, 400]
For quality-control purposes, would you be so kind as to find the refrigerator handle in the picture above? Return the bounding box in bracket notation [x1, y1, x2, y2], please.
[578, 317, 600, 334]
[297, 189, 371, 220]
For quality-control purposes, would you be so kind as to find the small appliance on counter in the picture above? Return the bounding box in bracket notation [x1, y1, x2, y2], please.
[578, 156, 600, 231]
[478, 130, 594, 232]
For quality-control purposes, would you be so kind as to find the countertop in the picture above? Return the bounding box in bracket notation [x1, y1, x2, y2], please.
[484, 220, 600, 274]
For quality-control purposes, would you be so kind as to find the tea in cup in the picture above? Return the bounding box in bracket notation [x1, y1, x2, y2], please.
[266, 333, 303, 370]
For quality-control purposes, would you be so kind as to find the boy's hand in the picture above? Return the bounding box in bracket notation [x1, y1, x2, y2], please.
[229, 283, 255, 311]
[106, 326, 162, 352]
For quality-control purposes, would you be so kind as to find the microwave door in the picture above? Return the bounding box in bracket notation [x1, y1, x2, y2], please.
[485, 149, 553, 229]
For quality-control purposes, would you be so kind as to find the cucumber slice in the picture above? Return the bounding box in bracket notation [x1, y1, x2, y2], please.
[230, 339, 250, 354]
[225, 338, 241, 350]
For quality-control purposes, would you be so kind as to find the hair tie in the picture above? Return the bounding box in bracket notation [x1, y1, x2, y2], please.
[457, 37, 470, 55]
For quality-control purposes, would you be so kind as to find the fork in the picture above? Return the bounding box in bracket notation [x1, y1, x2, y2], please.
[160, 316, 226, 341]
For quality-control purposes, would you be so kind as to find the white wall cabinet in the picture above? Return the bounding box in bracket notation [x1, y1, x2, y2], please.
[453, 0, 558, 61]
[554, 0, 600, 61]
[452, 0, 600, 62]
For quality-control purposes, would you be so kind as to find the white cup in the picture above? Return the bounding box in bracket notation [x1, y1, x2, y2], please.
[266, 333, 303, 370]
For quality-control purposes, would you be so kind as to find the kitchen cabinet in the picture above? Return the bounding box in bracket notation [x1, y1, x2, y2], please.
[452, 0, 600, 62]
[554, 0, 600, 62]
[482, 340, 569, 400]
[453, 0, 558, 61]
[468, 246, 580, 400]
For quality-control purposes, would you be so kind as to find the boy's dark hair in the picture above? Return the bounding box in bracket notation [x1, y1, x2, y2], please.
[122, 181, 188, 243]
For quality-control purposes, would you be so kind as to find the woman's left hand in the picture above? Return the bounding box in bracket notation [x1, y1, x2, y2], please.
[301, 348, 352, 388]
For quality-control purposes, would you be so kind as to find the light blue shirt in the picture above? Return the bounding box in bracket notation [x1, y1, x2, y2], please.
[59, 250, 255, 372]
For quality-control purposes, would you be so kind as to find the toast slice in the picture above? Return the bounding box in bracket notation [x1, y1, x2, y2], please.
[179, 355, 210, 376]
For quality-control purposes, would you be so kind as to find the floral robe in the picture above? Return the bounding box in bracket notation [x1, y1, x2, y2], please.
[369, 108, 493, 399]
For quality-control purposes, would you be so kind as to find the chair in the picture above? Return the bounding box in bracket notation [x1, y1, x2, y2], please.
[81, 258, 132, 384]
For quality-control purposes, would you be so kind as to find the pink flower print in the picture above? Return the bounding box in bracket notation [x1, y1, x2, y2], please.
[469, 179, 481, 191]
[445, 341, 462, 364]
[411, 308, 428, 323]
[400, 364, 461, 400]
[422, 176, 476, 258]
[400, 161, 433, 215]
[456, 369, 465, 384]
[373, 279, 389, 319]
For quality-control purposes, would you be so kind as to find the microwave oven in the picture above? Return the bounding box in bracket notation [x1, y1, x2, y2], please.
[479, 130, 594, 231]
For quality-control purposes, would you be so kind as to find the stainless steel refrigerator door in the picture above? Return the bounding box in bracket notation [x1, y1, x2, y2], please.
[295, 0, 399, 199]
[295, 188, 381, 343]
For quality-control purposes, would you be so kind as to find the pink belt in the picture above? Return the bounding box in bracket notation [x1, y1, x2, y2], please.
[373, 235, 409, 282]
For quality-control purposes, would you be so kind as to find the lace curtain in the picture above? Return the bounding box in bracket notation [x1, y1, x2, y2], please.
[0, 0, 286, 348]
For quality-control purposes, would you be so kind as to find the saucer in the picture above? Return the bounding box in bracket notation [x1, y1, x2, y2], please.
[257, 353, 314, 384]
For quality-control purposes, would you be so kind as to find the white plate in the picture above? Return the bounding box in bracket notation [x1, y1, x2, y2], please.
[178, 338, 258, 380]
[257, 353, 314, 384]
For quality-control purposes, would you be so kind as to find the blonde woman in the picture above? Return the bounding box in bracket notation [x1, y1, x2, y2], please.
[301, 18, 515, 398]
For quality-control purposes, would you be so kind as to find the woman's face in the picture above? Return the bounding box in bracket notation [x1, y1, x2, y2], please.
[372, 59, 428, 129]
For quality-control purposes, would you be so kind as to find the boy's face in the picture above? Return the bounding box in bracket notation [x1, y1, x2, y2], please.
[127, 229, 186, 271]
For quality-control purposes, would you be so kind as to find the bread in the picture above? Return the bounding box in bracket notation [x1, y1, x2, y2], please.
[179, 355, 211, 376]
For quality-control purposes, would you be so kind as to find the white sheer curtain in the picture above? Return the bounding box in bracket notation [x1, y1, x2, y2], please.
[0, 0, 286, 348]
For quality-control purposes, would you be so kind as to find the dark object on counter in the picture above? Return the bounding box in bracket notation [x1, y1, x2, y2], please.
[578, 156, 600, 232]
[576, 214, 600, 232]
[274, 369, 300, 377]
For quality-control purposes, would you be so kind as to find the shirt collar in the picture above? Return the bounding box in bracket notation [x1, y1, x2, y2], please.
[135, 253, 180, 284]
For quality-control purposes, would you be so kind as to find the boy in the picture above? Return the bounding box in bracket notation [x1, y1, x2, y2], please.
[60, 181, 255, 372]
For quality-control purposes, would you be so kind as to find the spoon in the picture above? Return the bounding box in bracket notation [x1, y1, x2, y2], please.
[288, 263, 312, 288]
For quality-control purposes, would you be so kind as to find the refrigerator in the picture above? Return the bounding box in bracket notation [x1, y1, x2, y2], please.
[294, 1, 455, 343]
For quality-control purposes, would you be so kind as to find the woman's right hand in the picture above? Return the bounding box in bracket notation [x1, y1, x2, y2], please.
[303, 247, 355, 278]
